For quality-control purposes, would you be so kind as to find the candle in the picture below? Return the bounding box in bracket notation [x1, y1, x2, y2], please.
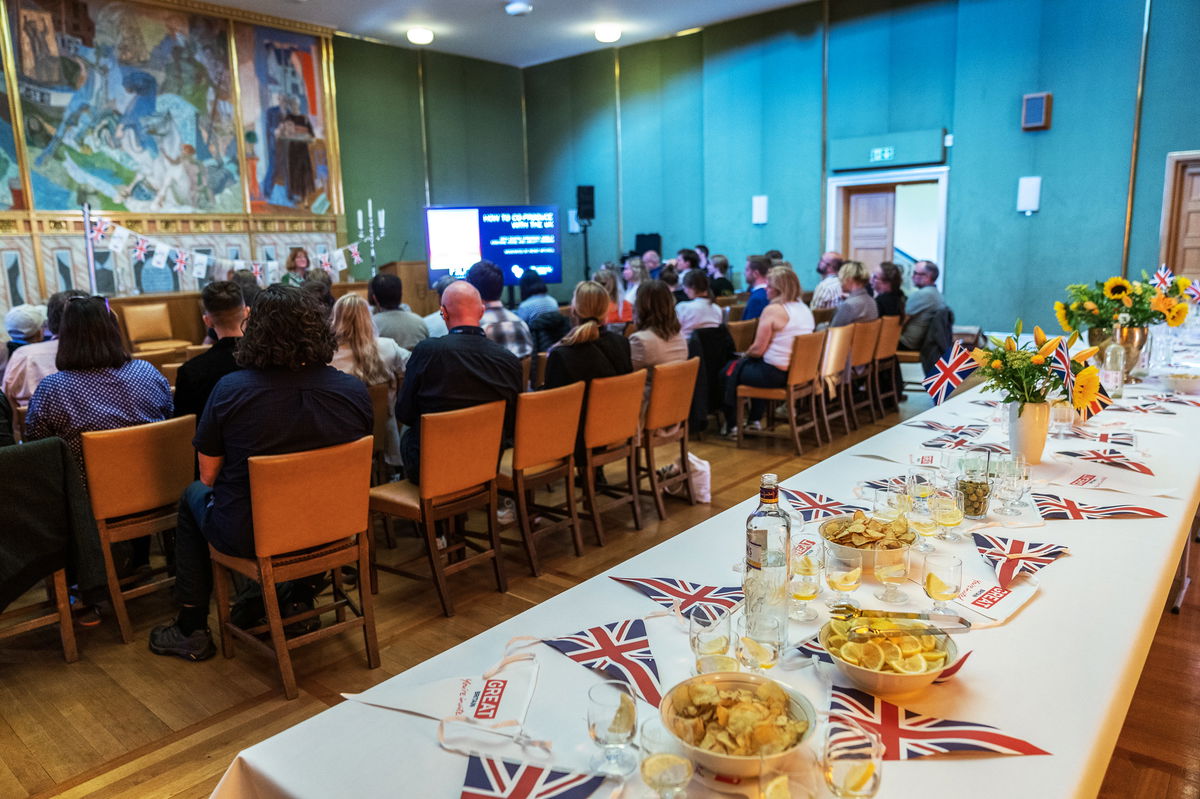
[357, 209, 363, 232]
[368, 198, 374, 228]
[378, 208, 385, 232]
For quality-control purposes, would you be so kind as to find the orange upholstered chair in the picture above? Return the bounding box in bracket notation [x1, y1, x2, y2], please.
[638, 358, 701, 520]
[736, 330, 827, 455]
[579, 370, 647, 546]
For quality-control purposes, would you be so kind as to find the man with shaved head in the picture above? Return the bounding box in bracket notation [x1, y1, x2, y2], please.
[394, 279, 523, 483]
[810, 251, 846, 311]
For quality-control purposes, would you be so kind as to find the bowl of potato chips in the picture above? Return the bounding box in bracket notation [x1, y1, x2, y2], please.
[818, 616, 958, 697]
[819, 511, 914, 572]
[660, 672, 816, 778]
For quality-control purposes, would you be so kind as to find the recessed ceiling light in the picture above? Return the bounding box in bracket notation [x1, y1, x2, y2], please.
[675, 27, 702, 37]
[594, 23, 621, 43]
[407, 27, 434, 45]
[505, 1, 533, 15]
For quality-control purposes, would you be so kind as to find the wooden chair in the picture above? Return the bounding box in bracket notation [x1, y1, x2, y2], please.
[801, 290, 814, 306]
[727, 304, 747, 322]
[812, 307, 836, 328]
[638, 359, 701, 520]
[499, 383, 586, 576]
[847, 319, 882, 425]
[815, 324, 855, 441]
[579, 370, 647, 546]
[366, 382, 397, 551]
[534, 352, 548, 389]
[121, 302, 192, 354]
[715, 296, 738, 308]
[0, 569, 76, 662]
[81, 416, 196, 643]
[185, 343, 212, 360]
[727, 319, 758, 354]
[872, 316, 903, 416]
[137, 346, 189, 377]
[520, 356, 531, 391]
[736, 330, 827, 455]
[210, 436, 380, 700]
[161, 362, 182, 387]
[368, 402, 508, 617]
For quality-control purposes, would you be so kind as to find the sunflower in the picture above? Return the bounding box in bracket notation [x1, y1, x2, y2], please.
[1072, 366, 1101, 411]
[1104, 276, 1133, 299]
[1166, 302, 1189, 327]
[1178, 276, 1193, 293]
[1054, 301, 1072, 332]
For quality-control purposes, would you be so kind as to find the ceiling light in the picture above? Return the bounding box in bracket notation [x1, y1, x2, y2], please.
[594, 23, 621, 43]
[505, 1, 533, 15]
[407, 27, 434, 45]
[675, 27, 702, 37]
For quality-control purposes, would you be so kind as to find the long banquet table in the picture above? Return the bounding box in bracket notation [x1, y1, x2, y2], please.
[211, 381, 1200, 798]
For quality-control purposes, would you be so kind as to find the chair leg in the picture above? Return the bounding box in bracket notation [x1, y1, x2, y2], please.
[259, 560, 298, 700]
[627, 444, 644, 531]
[422, 515, 455, 617]
[644, 435, 668, 521]
[582, 456, 606, 546]
[331, 565, 347, 625]
[872, 365, 886, 419]
[211, 558, 235, 658]
[357, 535, 381, 669]
[367, 515, 380, 595]
[736, 396, 746, 448]
[513, 479, 541, 577]
[488, 485, 508, 594]
[817, 389, 834, 443]
[786, 392, 802, 456]
[841, 384, 857, 433]
[679, 433, 696, 506]
[99, 530, 134, 644]
[565, 458, 584, 557]
[50, 569, 77, 663]
[382, 514, 396, 549]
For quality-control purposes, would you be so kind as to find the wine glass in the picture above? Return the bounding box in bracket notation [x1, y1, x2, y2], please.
[759, 747, 819, 799]
[872, 547, 908, 604]
[907, 498, 938, 553]
[906, 466, 937, 506]
[991, 456, 1024, 516]
[789, 551, 821, 622]
[823, 547, 863, 609]
[586, 681, 638, 776]
[1050, 401, 1075, 439]
[689, 613, 736, 674]
[922, 554, 962, 614]
[870, 486, 905, 522]
[936, 451, 965, 489]
[930, 487, 965, 543]
[823, 717, 882, 798]
[737, 614, 782, 672]
[639, 718, 693, 799]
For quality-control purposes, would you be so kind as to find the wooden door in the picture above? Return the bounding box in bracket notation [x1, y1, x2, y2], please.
[1164, 161, 1200, 278]
[843, 186, 895, 272]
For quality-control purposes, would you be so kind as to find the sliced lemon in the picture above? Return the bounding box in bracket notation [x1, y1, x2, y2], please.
[859, 642, 885, 671]
[827, 634, 848, 652]
[889, 653, 928, 674]
[845, 761, 876, 792]
[829, 618, 850, 638]
[763, 774, 793, 799]
[878, 641, 901, 663]
[921, 650, 948, 665]
[740, 637, 773, 666]
[870, 618, 898, 630]
[897, 635, 922, 657]
[919, 634, 938, 650]
[609, 691, 635, 735]
[839, 641, 862, 665]
[641, 753, 692, 785]
[924, 572, 955, 599]
[829, 567, 862, 590]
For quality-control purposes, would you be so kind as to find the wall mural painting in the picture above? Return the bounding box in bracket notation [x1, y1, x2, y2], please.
[0, 41, 21, 209]
[236, 22, 330, 215]
[9, 0, 242, 212]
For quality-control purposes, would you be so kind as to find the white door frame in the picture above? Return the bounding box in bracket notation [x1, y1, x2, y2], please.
[825, 165, 950, 290]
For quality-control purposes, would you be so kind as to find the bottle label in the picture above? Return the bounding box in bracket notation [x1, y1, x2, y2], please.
[759, 485, 778, 504]
[746, 529, 765, 570]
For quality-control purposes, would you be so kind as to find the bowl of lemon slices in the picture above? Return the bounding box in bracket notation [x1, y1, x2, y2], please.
[817, 616, 957, 697]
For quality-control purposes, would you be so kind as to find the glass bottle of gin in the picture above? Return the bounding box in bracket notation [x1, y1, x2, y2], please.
[743, 474, 792, 647]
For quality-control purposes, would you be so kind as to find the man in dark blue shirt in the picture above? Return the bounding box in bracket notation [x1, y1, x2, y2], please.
[150, 285, 372, 662]
[741, 255, 772, 320]
[172, 281, 247, 422]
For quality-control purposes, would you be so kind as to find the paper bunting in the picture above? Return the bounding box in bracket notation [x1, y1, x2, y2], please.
[922, 435, 1008, 453]
[971, 532, 1069, 588]
[1032, 492, 1165, 521]
[172, 250, 189, 273]
[88, 217, 111, 243]
[922, 341, 979, 405]
[132, 236, 150, 262]
[542, 619, 661, 706]
[829, 684, 1049, 760]
[108, 225, 130, 251]
[862, 475, 907, 492]
[331, 250, 348, 272]
[318, 252, 332, 272]
[1063, 429, 1134, 446]
[903, 421, 987, 438]
[150, 245, 168, 269]
[460, 754, 606, 799]
[1107, 403, 1175, 415]
[1153, 264, 1174, 292]
[348, 242, 363, 264]
[609, 577, 743, 622]
[1057, 448, 1153, 475]
[192, 252, 208, 280]
[779, 488, 866, 522]
[794, 635, 972, 684]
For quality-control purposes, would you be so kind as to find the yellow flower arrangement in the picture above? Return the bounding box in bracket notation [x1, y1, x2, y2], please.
[1103, 276, 1132, 300]
[1179, 276, 1193, 292]
[990, 359, 1002, 370]
[1072, 366, 1102, 411]
[973, 321, 1087, 406]
[1058, 271, 1191, 331]
[1166, 302, 1188, 327]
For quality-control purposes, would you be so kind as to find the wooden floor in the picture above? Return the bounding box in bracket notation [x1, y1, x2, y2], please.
[1, 395, 1197, 798]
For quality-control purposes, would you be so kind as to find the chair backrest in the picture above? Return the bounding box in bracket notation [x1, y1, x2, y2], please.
[849, 319, 882, 369]
[249, 436, 373, 557]
[367, 382, 391, 453]
[81, 416, 197, 520]
[534, 351, 548, 389]
[874, 316, 901, 360]
[520, 356, 531, 391]
[644, 358, 701, 432]
[583, 370, 647, 448]
[812, 307, 836, 328]
[122, 302, 174, 345]
[728, 304, 746, 322]
[138, 347, 187, 372]
[161, 362, 181, 387]
[801, 290, 814, 306]
[513, 382, 585, 470]
[419, 401, 506, 500]
[727, 319, 757, 353]
[786, 330, 826, 387]
[819, 324, 854, 380]
[715, 296, 738, 307]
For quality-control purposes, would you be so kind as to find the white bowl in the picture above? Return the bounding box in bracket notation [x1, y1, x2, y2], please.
[818, 514, 912, 573]
[818, 620, 958, 698]
[1166, 372, 1200, 396]
[660, 672, 817, 778]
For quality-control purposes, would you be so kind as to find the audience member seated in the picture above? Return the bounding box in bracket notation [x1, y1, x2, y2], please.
[630, 280, 687, 372]
[899, 260, 946, 350]
[3, 289, 86, 406]
[643, 249, 663, 279]
[741, 255, 772, 320]
[149, 285, 372, 661]
[545, 281, 633, 390]
[423, 275, 454, 338]
[331, 294, 409, 465]
[396, 281, 522, 484]
[301, 271, 335, 319]
[809, 251, 846, 310]
[594, 268, 633, 324]
[660, 267, 688, 305]
[695, 244, 712, 275]
[516, 272, 560, 323]
[280, 247, 310, 287]
[174, 282, 247, 421]
[765, 249, 784, 261]
[674, 248, 701, 282]
[872, 261, 906, 317]
[676, 271, 724, 338]
[369, 273, 428, 350]
[831, 261, 880, 327]
[621, 258, 649, 308]
[467, 260, 534, 359]
[5, 303, 47, 356]
[231, 269, 262, 309]
[709, 254, 735, 297]
[723, 267, 814, 432]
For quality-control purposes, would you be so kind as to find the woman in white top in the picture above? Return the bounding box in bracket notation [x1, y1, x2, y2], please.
[675, 270, 724, 339]
[723, 266, 815, 431]
[330, 294, 410, 464]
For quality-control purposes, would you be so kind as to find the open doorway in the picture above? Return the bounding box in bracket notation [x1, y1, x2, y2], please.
[1159, 151, 1200, 277]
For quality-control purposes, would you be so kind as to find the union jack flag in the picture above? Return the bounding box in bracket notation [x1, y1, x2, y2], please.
[1058, 448, 1153, 476]
[921, 341, 979, 405]
[459, 754, 605, 799]
[1141, 393, 1200, 406]
[903, 421, 987, 438]
[542, 619, 661, 706]
[348, 243, 363, 264]
[778, 488, 866, 522]
[131, 236, 150, 262]
[829, 684, 1049, 760]
[318, 252, 332, 271]
[1077, 381, 1113, 421]
[1107, 402, 1175, 415]
[971, 532, 1069, 588]
[922, 435, 1008, 453]
[1187, 283, 1200, 304]
[1063, 429, 1134, 446]
[1048, 339, 1076, 401]
[609, 577, 743, 622]
[172, 250, 189, 273]
[88, 218, 111, 243]
[1032, 492, 1165, 521]
[863, 475, 907, 492]
[933, 650, 973, 684]
[1153, 264, 1174, 292]
[971, 400, 1001, 408]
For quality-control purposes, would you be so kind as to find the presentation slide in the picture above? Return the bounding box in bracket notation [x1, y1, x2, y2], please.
[425, 205, 562, 287]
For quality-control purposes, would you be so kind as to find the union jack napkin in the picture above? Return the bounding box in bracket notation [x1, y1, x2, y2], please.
[922, 341, 980, 405]
[862, 474, 908, 492]
[1142, 393, 1200, 407]
[829, 684, 1049, 760]
[609, 577, 743, 622]
[542, 619, 662, 706]
[459, 754, 605, 799]
[1057, 448, 1154, 476]
[1032, 492, 1165, 521]
[903, 421, 988, 438]
[1107, 403, 1175, 415]
[922, 434, 1009, 453]
[1063, 429, 1135, 446]
[971, 400, 1001, 408]
[971, 532, 1069, 589]
[795, 635, 972, 684]
[779, 488, 866, 521]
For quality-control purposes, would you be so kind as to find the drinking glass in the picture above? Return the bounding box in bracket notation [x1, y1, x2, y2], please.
[907, 498, 938, 553]
[936, 451, 965, 489]
[958, 453, 992, 520]
[759, 747, 819, 799]
[991, 455, 1026, 516]
[587, 680, 638, 776]
[870, 485, 909, 522]
[872, 547, 908, 604]
[639, 718, 693, 799]
[930, 487, 965, 543]
[823, 547, 863, 609]
[789, 551, 822, 622]
[737, 614, 782, 672]
[1050, 401, 1075, 439]
[922, 554, 962, 614]
[823, 718, 883, 798]
[690, 613, 736, 674]
[906, 466, 938, 506]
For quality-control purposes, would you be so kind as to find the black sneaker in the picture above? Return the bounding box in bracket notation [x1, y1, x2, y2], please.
[148, 622, 216, 661]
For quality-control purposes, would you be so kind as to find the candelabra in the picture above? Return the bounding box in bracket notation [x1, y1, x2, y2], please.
[355, 198, 387, 269]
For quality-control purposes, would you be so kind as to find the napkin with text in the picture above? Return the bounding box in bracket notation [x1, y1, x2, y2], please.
[1032, 492, 1166, 520]
[609, 576, 743, 622]
[971, 532, 1069, 589]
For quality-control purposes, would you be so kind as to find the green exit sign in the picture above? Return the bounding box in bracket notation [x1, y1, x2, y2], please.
[830, 129, 945, 171]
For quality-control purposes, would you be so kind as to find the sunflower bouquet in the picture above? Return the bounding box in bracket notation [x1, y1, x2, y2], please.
[1054, 272, 1191, 332]
[969, 321, 1102, 411]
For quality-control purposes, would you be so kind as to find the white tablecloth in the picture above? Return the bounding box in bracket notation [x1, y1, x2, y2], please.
[211, 383, 1200, 799]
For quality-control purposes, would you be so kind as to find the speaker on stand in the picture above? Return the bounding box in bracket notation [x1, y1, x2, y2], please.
[576, 185, 594, 280]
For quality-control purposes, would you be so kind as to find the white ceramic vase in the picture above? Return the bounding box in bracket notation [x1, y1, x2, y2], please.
[1008, 401, 1050, 465]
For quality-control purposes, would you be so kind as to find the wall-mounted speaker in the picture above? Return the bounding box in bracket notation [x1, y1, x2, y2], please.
[1022, 93, 1052, 130]
[634, 233, 661, 256]
[576, 185, 595, 220]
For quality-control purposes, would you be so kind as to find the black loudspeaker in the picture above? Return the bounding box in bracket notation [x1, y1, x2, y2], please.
[576, 185, 595, 220]
[635, 233, 662, 256]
